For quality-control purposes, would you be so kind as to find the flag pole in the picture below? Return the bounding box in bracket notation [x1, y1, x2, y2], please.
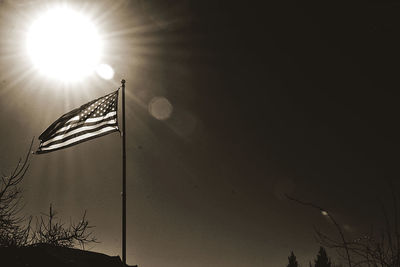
[121, 79, 127, 265]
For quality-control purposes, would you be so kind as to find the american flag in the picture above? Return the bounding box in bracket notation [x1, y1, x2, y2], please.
[36, 90, 119, 154]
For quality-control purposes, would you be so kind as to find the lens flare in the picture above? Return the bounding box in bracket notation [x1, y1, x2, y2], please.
[96, 64, 114, 80]
[148, 97, 173, 120]
[26, 7, 102, 82]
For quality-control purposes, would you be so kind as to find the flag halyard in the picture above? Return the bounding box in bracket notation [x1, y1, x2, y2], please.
[36, 90, 119, 154]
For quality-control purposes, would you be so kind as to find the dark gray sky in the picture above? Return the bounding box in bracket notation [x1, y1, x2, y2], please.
[1, 0, 399, 266]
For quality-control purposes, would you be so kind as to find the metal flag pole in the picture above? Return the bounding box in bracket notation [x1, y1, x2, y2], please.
[121, 79, 127, 265]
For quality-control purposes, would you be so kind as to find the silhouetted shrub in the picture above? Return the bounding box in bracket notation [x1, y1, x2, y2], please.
[31, 204, 96, 249]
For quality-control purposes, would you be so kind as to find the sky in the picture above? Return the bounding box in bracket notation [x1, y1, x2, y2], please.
[0, 0, 399, 266]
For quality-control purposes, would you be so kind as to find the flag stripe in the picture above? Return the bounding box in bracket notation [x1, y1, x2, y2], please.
[65, 115, 80, 124]
[52, 114, 117, 138]
[36, 126, 118, 154]
[85, 111, 117, 123]
[56, 111, 117, 134]
[40, 122, 118, 148]
[42, 119, 118, 146]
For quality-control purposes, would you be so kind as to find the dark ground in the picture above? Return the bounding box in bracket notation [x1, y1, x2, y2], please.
[0, 244, 136, 267]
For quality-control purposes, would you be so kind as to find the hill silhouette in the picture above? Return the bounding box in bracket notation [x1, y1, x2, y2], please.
[0, 244, 136, 267]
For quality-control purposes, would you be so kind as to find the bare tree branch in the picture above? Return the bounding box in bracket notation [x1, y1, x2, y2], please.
[30, 204, 98, 249]
[287, 191, 400, 267]
[286, 194, 353, 267]
[0, 138, 34, 247]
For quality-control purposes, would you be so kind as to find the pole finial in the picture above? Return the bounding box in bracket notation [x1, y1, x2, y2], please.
[121, 79, 126, 84]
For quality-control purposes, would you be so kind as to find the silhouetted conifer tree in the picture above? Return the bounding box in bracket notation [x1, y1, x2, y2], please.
[287, 251, 299, 267]
[314, 247, 332, 267]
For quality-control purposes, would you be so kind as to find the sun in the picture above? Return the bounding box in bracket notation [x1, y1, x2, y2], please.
[27, 7, 102, 82]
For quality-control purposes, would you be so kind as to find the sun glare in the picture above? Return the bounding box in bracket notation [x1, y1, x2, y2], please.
[27, 7, 102, 82]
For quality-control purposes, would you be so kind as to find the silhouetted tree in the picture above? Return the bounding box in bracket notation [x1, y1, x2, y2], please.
[287, 251, 299, 267]
[0, 140, 33, 247]
[286, 195, 352, 267]
[288, 191, 400, 267]
[0, 140, 96, 249]
[311, 191, 400, 267]
[314, 247, 332, 267]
